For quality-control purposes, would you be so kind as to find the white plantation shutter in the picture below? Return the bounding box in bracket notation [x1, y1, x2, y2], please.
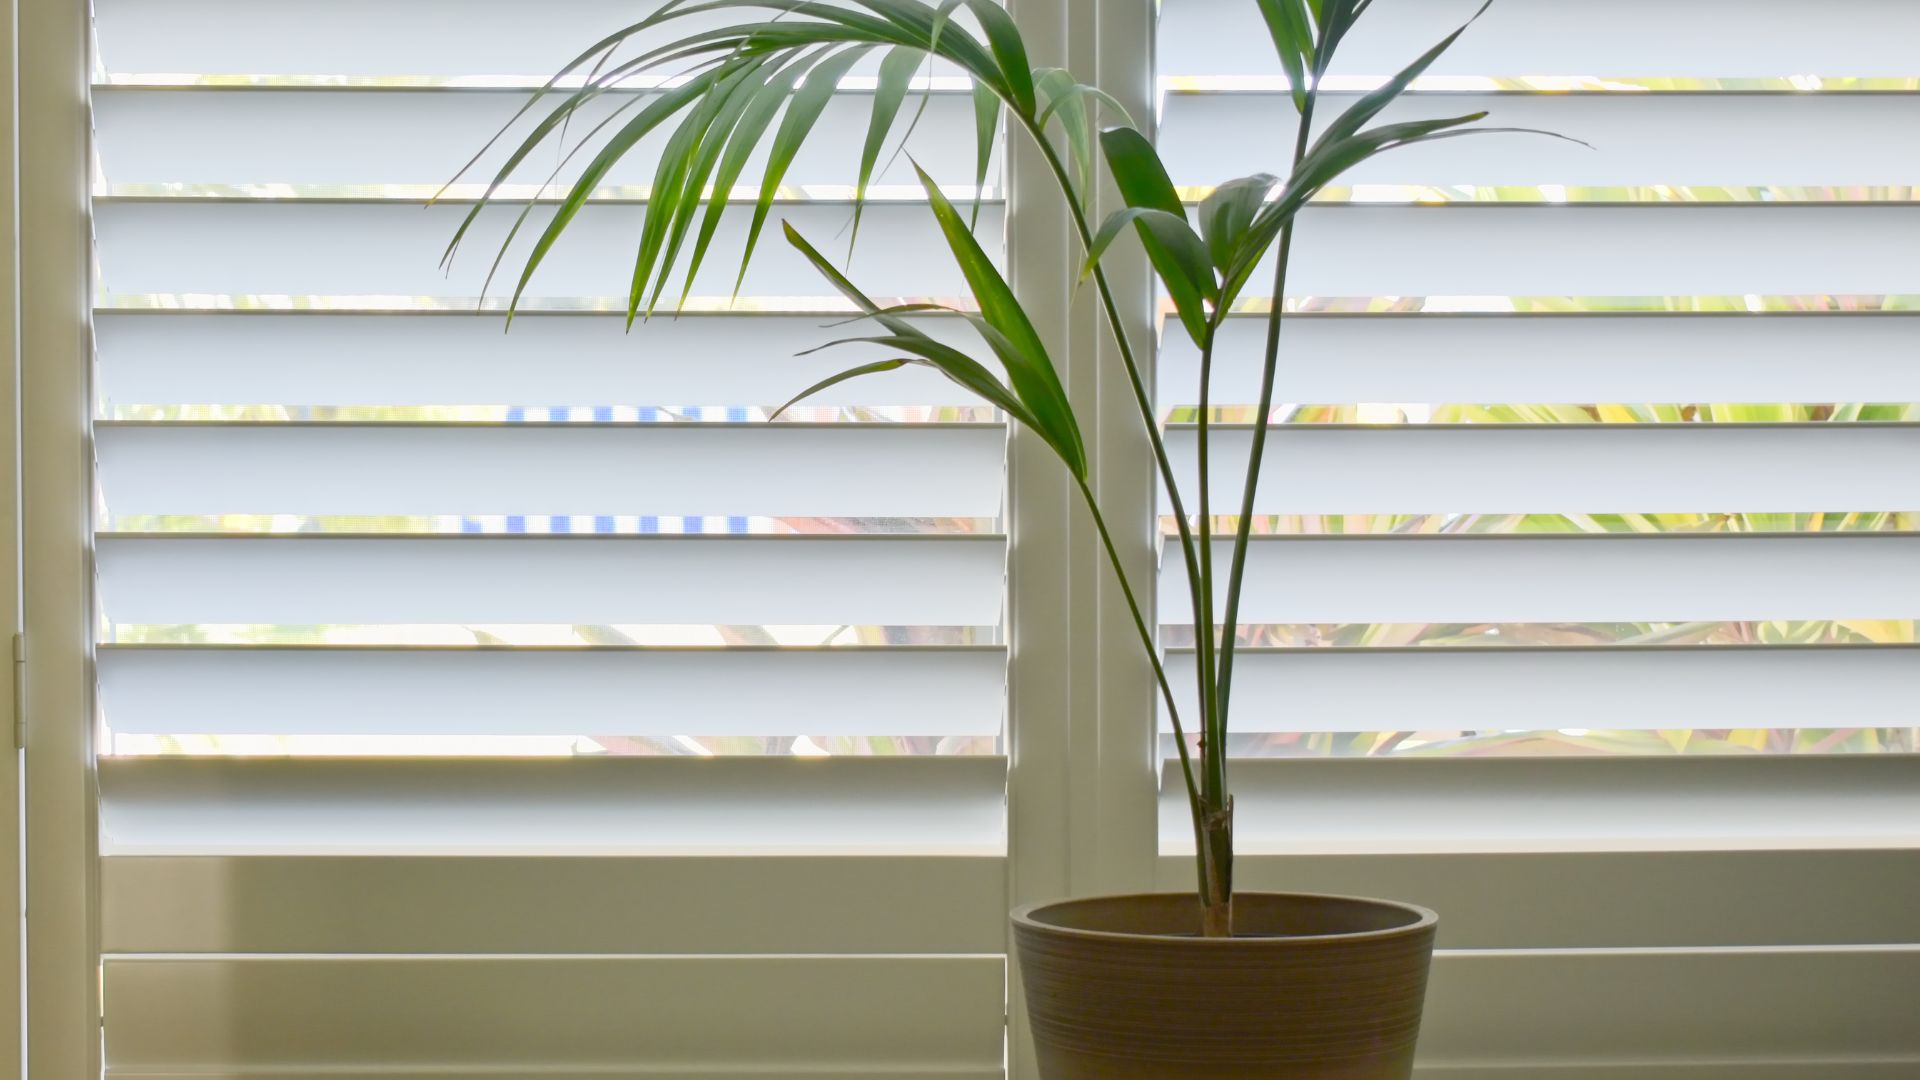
[90, 0, 1008, 1076]
[1154, 0, 1920, 760]
[1143, 1, 1920, 1071]
[47, 0, 1918, 1074]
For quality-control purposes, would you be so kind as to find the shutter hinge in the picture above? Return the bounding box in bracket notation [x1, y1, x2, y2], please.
[11, 633, 23, 751]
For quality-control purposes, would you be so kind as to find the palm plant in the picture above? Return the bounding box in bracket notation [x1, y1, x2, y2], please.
[442, 0, 1554, 936]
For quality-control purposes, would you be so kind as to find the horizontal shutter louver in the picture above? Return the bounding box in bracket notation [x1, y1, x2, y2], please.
[92, 2, 1015, 1075]
[93, 0, 1011, 764]
[1152, 0, 1919, 761]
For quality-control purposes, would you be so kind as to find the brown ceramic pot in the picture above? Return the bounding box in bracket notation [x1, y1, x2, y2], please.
[1012, 892, 1438, 1079]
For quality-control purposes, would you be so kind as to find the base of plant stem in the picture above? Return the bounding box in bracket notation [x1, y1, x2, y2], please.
[1198, 798, 1236, 937]
[1014, 892, 1437, 1079]
[1200, 897, 1233, 938]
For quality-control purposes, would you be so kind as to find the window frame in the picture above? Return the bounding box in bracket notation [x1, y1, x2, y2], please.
[20, 0, 101, 1073]
[20, 0, 1920, 1076]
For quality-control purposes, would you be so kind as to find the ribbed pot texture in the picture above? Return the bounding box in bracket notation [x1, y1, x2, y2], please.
[1013, 892, 1438, 1080]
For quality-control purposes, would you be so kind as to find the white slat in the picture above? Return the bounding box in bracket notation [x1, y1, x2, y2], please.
[105, 845, 1916, 956]
[101, 646, 1006, 736]
[1163, 93, 1920, 187]
[1418, 1060, 1919, 1078]
[100, 756, 1008, 855]
[93, 0, 917, 78]
[1163, 427, 1920, 515]
[103, 854, 1010, 954]
[96, 313, 979, 407]
[95, 202, 999, 299]
[1419, 946, 1920, 1069]
[1159, 0, 1920, 76]
[1163, 646, 1920, 734]
[1160, 314, 1920, 405]
[1156, 536, 1920, 624]
[102, 847, 1920, 955]
[1168, 849, 1920, 950]
[98, 426, 1006, 518]
[98, 535, 1005, 627]
[1234, 206, 1920, 297]
[101, 1060, 1006, 1068]
[97, 946, 1920, 1077]
[94, 88, 988, 191]
[1160, 756, 1920, 855]
[102, 954, 1008, 1078]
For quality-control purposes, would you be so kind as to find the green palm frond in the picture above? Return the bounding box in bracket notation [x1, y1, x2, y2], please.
[442, 0, 1554, 928]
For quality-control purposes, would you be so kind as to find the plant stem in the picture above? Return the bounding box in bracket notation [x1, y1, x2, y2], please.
[1015, 116, 1221, 844]
[1197, 320, 1230, 936]
[1215, 87, 1319, 741]
[1074, 477, 1208, 874]
[1199, 797, 1233, 936]
[1193, 325, 1224, 813]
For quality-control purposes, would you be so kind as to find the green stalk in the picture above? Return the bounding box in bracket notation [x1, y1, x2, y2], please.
[1014, 114, 1220, 820]
[1073, 477, 1209, 893]
[1185, 308, 1236, 935]
[1214, 76, 1320, 740]
[1016, 115, 1238, 928]
[1193, 324, 1224, 808]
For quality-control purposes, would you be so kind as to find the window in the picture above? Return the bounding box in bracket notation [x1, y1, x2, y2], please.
[15, 0, 1913, 1075]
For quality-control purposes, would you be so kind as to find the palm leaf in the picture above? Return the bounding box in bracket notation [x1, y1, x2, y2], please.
[780, 223, 1042, 426]
[851, 45, 927, 254]
[969, 80, 1001, 228]
[849, 0, 1002, 77]
[1314, 0, 1364, 63]
[449, 0, 1063, 320]
[436, 0, 710, 204]
[908, 161, 1085, 476]
[643, 57, 787, 315]
[1252, 0, 1315, 111]
[1313, 0, 1491, 151]
[501, 67, 735, 320]
[1033, 68, 1094, 191]
[772, 358, 913, 418]
[441, 4, 889, 276]
[677, 47, 826, 307]
[470, 89, 654, 303]
[934, 0, 1035, 113]
[1196, 173, 1279, 272]
[737, 45, 876, 296]
[1098, 126, 1217, 345]
[801, 333, 1041, 426]
[631, 60, 767, 323]
[1220, 114, 1582, 304]
[1082, 206, 1214, 296]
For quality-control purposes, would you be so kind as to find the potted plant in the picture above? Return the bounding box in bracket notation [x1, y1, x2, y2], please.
[441, 0, 1554, 1074]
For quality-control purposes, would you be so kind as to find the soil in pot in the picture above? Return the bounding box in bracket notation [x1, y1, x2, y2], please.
[1013, 892, 1438, 1080]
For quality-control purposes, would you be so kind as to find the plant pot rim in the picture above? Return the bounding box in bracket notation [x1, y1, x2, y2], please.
[1012, 890, 1438, 945]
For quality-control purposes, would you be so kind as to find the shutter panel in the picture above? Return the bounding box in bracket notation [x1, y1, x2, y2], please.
[1153, 9, 1920, 1074]
[92, 1, 1008, 1076]
[93, 0, 1008, 753]
[1154, 0, 1919, 755]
